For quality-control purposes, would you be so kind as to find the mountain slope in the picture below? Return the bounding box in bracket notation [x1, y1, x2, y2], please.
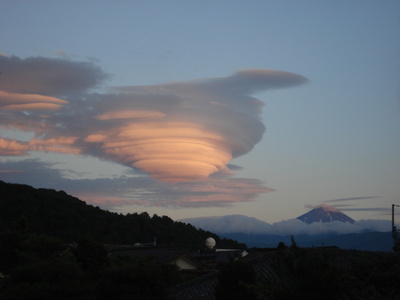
[297, 204, 355, 224]
[0, 180, 243, 248]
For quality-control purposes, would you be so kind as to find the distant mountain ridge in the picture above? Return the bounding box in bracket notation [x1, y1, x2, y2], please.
[297, 204, 355, 224]
[180, 214, 272, 235]
[181, 207, 393, 252]
[182, 205, 362, 236]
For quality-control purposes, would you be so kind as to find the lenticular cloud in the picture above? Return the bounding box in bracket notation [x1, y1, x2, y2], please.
[83, 69, 307, 182]
[0, 55, 307, 184]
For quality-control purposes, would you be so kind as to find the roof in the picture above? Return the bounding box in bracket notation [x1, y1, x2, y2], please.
[167, 247, 399, 299]
[109, 246, 206, 269]
[110, 246, 190, 263]
[167, 272, 218, 300]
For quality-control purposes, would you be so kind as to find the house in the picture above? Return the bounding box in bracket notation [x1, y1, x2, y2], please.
[107, 237, 248, 272]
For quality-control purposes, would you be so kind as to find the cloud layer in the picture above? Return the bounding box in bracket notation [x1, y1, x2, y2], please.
[0, 55, 307, 207]
[181, 214, 392, 235]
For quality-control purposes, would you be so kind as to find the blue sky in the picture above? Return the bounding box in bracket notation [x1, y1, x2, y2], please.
[1, 1, 399, 224]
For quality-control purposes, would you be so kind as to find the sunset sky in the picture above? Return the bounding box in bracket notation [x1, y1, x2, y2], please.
[1, 1, 399, 224]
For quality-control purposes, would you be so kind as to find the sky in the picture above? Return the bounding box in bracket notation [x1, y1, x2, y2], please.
[0, 1, 399, 225]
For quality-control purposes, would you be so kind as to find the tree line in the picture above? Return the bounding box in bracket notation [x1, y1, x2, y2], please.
[0, 180, 244, 248]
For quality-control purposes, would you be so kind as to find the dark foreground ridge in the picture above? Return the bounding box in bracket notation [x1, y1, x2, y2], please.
[168, 246, 400, 300]
[0, 180, 242, 248]
[0, 180, 399, 299]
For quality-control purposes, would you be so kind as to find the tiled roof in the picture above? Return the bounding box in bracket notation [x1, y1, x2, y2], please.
[167, 272, 218, 300]
[110, 246, 191, 264]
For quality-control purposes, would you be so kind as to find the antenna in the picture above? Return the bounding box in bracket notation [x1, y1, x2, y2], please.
[392, 204, 400, 247]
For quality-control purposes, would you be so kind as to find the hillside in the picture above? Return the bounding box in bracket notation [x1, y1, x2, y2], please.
[0, 180, 243, 248]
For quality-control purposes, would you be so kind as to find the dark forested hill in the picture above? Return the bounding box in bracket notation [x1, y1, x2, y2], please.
[0, 180, 243, 248]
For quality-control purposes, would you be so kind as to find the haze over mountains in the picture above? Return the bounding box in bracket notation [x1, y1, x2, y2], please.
[181, 204, 394, 251]
[180, 204, 389, 235]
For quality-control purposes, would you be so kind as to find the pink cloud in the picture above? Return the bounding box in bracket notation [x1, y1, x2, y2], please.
[0, 55, 307, 207]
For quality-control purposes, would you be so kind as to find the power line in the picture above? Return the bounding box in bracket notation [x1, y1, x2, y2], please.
[347, 232, 392, 252]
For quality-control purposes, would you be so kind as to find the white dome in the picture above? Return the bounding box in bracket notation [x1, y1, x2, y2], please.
[205, 237, 216, 249]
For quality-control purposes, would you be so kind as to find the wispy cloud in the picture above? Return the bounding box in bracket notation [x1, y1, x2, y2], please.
[321, 197, 388, 216]
[0, 55, 307, 208]
[339, 207, 390, 212]
[325, 196, 381, 202]
[0, 159, 272, 209]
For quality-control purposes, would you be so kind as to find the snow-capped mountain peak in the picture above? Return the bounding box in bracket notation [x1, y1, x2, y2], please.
[297, 204, 355, 224]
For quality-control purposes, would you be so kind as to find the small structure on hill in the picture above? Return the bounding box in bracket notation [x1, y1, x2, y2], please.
[205, 237, 216, 249]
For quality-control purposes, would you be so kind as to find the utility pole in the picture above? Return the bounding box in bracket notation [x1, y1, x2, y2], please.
[392, 204, 400, 246]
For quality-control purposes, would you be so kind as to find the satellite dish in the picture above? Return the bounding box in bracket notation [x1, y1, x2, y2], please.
[205, 237, 216, 249]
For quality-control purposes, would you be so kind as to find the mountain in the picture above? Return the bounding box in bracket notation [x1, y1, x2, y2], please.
[297, 204, 355, 224]
[181, 211, 393, 252]
[0, 180, 244, 248]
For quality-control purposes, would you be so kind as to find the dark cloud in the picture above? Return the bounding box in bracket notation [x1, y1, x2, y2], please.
[0, 159, 62, 186]
[226, 164, 243, 171]
[0, 55, 109, 96]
